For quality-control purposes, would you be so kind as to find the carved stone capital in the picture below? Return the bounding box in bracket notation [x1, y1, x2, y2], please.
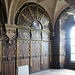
[5, 24, 18, 43]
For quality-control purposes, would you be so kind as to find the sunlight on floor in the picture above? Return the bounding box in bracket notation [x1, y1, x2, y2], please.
[30, 69, 75, 75]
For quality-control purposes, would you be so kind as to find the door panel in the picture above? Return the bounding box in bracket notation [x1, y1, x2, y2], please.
[18, 59, 29, 66]
[2, 45, 16, 75]
[9, 45, 16, 57]
[2, 61, 15, 75]
[32, 41, 41, 54]
[18, 40, 30, 70]
[18, 40, 30, 57]
[32, 57, 40, 72]
[31, 30, 41, 40]
[18, 29, 30, 40]
[2, 46, 9, 57]
[43, 56, 50, 69]
[16, 3, 51, 73]
[42, 32, 50, 41]
[32, 41, 41, 72]
[43, 42, 50, 69]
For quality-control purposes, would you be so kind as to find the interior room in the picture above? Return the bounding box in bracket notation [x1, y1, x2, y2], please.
[0, 0, 75, 75]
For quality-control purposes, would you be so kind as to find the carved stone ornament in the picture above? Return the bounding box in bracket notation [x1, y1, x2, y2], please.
[5, 24, 18, 43]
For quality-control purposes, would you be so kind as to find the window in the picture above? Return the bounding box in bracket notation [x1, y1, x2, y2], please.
[70, 26, 75, 61]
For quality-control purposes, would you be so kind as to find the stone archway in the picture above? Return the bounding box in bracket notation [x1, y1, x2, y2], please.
[15, 2, 52, 73]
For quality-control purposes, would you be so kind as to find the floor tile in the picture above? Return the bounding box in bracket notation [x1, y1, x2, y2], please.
[30, 69, 75, 75]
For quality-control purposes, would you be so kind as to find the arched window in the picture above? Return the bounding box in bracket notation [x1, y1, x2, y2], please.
[70, 26, 75, 61]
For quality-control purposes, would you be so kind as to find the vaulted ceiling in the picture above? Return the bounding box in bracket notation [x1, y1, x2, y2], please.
[2, 0, 73, 26]
[65, 0, 75, 5]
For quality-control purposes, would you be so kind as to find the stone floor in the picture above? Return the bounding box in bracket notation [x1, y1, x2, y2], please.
[30, 69, 75, 75]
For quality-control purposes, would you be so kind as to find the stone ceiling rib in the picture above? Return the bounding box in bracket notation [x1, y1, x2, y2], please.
[7, 0, 70, 28]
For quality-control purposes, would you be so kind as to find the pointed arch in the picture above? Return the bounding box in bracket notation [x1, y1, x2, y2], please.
[0, 0, 7, 23]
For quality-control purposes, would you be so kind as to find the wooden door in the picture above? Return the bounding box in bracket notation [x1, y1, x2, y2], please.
[16, 3, 51, 73]
[2, 61, 15, 75]
[18, 40, 30, 67]
[31, 30, 41, 72]
[2, 45, 16, 75]
[43, 42, 50, 69]
[32, 41, 41, 72]
[18, 29, 30, 69]
[1, 23, 16, 75]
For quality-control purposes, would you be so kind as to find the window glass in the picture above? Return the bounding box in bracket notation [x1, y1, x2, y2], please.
[70, 26, 75, 38]
[71, 48, 75, 53]
[70, 26, 75, 61]
[71, 39, 75, 45]
[71, 54, 75, 61]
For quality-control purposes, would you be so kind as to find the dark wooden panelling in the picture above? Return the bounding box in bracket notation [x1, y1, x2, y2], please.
[31, 30, 41, 40]
[32, 41, 41, 54]
[18, 29, 30, 39]
[43, 42, 50, 69]
[60, 41, 66, 67]
[60, 56, 65, 66]
[60, 42, 65, 54]
[32, 21, 42, 30]
[2, 61, 15, 75]
[60, 28, 66, 68]
[43, 42, 50, 53]
[18, 59, 29, 66]
[18, 40, 30, 70]
[32, 41, 41, 72]
[18, 40, 30, 57]
[30, 5, 37, 20]
[17, 7, 31, 26]
[41, 13, 49, 25]
[38, 7, 45, 21]
[42, 32, 50, 41]
[43, 56, 50, 69]
[18, 59, 29, 72]
[2, 45, 16, 58]
[32, 57, 40, 72]
[52, 54, 60, 68]
[16, 3, 51, 73]
[2, 46, 9, 57]
[9, 45, 16, 57]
